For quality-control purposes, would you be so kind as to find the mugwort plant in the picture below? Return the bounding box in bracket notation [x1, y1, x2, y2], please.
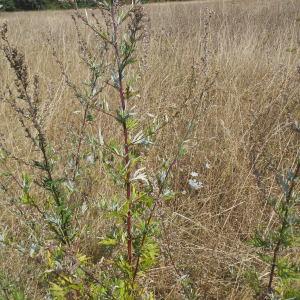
[248, 156, 300, 299]
[0, 1, 215, 298]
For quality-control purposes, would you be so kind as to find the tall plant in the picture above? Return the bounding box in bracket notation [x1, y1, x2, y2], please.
[249, 155, 300, 299]
[0, 0, 215, 298]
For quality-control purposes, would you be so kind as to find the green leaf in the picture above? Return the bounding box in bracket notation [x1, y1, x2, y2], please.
[249, 230, 273, 249]
[162, 188, 175, 201]
[244, 269, 261, 295]
[33, 160, 51, 172]
[140, 193, 154, 208]
[117, 10, 129, 25]
[139, 238, 159, 271]
[21, 173, 31, 193]
[50, 283, 66, 299]
[117, 256, 133, 279]
[87, 113, 95, 122]
[179, 144, 187, 157]
[20, 192, 34, 205]
[99, 238, 118, 247]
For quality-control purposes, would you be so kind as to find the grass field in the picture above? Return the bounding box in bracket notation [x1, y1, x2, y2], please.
[0, 0, 299, 298]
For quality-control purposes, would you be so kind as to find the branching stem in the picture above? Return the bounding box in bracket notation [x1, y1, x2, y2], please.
[111, 4, 133, 265]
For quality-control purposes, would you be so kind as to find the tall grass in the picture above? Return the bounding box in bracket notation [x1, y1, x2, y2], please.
[0, 0, 299, 298]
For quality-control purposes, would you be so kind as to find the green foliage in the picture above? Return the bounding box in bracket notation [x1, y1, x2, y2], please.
[248, 160, 300, 299]
[0, 0, 203, 297]
[0, 0, 16, 11]
[0, 0, 98, 11]
[14, 0, 45, 10]
[244, 269, 262, 296]
[0, 273, 27, 300]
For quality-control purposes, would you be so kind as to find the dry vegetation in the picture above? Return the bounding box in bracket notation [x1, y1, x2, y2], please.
[0, 0, 300, 298]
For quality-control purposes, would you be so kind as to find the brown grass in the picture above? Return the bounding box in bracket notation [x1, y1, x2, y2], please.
[0, 0, 300, 298]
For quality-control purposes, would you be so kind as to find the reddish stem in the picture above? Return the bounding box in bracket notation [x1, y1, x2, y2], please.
[111, 4, 133, 265]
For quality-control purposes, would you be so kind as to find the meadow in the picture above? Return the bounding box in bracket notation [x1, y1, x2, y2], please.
[0, 0, 299, 299]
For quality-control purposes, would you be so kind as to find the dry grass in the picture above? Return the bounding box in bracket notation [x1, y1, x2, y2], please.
[0, 0, 300, 298]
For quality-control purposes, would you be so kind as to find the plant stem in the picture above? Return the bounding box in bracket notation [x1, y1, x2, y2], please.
[267, 160, 300, 292]
[111, 4, 133, 265]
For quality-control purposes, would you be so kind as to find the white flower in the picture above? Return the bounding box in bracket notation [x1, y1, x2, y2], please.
[190, 171, 198, 177]
[188, 179, 203, 190]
